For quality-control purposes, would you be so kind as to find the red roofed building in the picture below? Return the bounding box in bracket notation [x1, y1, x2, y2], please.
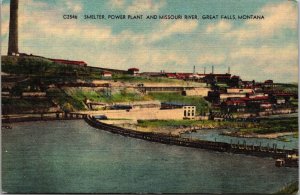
[221, 96, 273, 113]
[243, 96, 272, 112]
[50, 59, 87, 67]
[165, 73, 177, 79]
[259, 102, 272, 110]
[176, 73, 193, 80]
[247, 96, 269, 101]
[221, 99, 246, 112]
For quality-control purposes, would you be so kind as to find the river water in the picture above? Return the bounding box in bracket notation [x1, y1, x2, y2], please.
[2, 120, 298, 193]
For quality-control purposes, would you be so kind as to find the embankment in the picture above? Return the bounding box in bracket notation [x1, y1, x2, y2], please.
[2, 113, 86, 123]
[85, 116, 298, 159]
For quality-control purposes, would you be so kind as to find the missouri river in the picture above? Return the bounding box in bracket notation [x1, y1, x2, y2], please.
[2, 120, 298, 193]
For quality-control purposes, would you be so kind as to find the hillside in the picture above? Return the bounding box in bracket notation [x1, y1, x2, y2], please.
[1, 55, 211, 114]
[1, 55, 94, 78]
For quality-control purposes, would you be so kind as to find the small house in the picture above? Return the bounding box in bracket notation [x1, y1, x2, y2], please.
[128, 68, 139, 76]
[165, 73, 177, 79]
[101, 71, 112, 78]
[221, 99, 246, 113]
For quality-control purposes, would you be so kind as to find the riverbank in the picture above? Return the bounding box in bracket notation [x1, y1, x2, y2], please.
[134, 117, 298, 138]
[85, 115, 298, 159]
[135, 119, 255, 135]
[221, 131, 296, 139]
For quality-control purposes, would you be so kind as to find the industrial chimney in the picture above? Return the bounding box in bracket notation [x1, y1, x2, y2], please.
[8, 0, 19, 56]
[212, 65, 214, 74]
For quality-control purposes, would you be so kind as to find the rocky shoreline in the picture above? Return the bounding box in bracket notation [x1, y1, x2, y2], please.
[221, 131, 296, 139]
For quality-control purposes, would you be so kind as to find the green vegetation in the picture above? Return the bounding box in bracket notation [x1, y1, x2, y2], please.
[66, 89, 101, 102]
[1, 56, 118, 81]
[274, 83, 298, 94]
[290, 98, 298, 107]
[276, 181, 298, 194]
[47, 88, 85, 110]
[293, 133, 298, 138]
[240, 117, 298, 134]
[277, 137, 291, 142]
[137, 117, 298, 136]
[65, 89, 211, 112]
[148, 92, 211, 114]
[137, 119, 256, 129]
[2, 56, 93, 79]
[62, 102, 75, 112]
[103, 91, 151, 102]
[66, 88, 151, 103]
[138, 120, 201, 128]
[216, 83, 228, 88]
[66, 89, 211, 111]
[112, 74, 185, 84]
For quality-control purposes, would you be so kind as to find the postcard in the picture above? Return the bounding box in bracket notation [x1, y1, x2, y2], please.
[1, 0, 298, 194]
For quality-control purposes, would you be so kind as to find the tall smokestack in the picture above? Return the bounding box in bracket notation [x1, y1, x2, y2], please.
[228, 66, 230, 74]
[8, 0, 19, 56]
[204, 67, 206, 74]
[193, 66, 195, 74]
[212, 65, 214, 74]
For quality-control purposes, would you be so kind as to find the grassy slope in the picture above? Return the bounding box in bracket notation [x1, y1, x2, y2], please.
[274, 83, 298, 93]
[137, 120, 256, 129]
[240, 117, 298, 134]
[2, 56, 211, 112]
[65, 90, 211, 113]
[112, 74, 185, 84]
[137, 117, 298, 135]
[111, 74, 208, 87]
[47, 88, 86, 111]
[1, 55, 92, 79]
[65, 88, 152, 104]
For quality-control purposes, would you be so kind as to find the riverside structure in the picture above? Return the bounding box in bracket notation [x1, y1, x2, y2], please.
[85, 115, 298, 161]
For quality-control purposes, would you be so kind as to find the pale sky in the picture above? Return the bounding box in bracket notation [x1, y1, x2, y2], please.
[1, 0, 298, 82]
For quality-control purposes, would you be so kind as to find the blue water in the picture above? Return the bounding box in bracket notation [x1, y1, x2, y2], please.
[181, 129, 298, 150]
[2, 120, 298, 193]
